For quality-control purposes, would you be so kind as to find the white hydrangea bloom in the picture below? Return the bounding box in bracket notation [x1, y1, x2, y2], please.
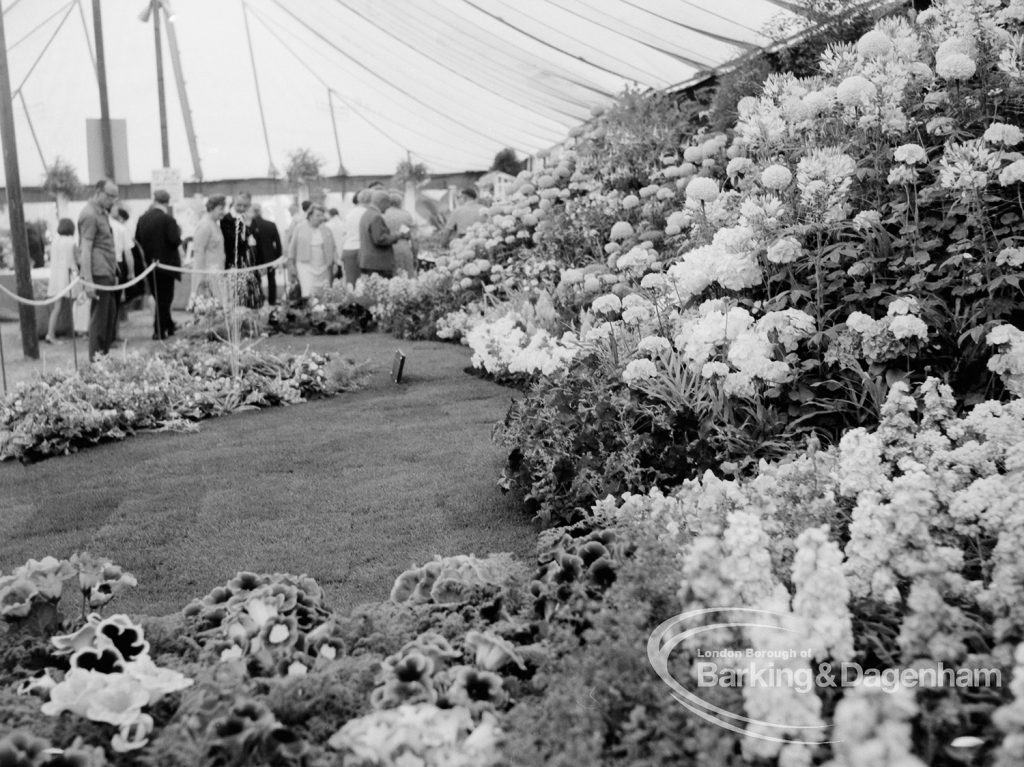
[622, 358, 658, 385]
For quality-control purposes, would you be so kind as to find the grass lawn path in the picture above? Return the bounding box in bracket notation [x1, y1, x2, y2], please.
[0, 333, 537, 617]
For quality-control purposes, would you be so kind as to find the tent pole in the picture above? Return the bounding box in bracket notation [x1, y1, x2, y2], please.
[241, 1, 276, 177]
[153, 1, 170, 167]
[76, 0, 97, 76]
[91, 0, 115, 180]
[328, 89, 345, 176]
[18, 92, 47, 171]
[160, 2, 203, 181]
[0, 9, 40, 359]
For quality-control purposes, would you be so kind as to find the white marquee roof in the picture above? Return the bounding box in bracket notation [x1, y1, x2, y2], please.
[0, 0, 808, 183]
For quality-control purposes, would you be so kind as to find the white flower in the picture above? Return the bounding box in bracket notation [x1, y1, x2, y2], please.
[893, 143, 927, 164]
[936, 53, 976, 80]
[685, 176, 720, 204]
[766, 237, 802, 264]
[622, 358, 658, 384]
[836, 75, 877, 107]
[999, 160, 1024, 186]
[638, 336, 672, 358]
[986, 324, 1022, 347]
[591, 293, 622, 315]
[983, 123, 1024, 146]
[857, 29, 893, 59]
[852, 210, 882, 231]
[640, 272, 667, 290]
[112, 714, 154, 753]
[560, 268, 584, 286]
[760, 164, 793, 190]
[846, 311, 876, 334]
[888, 314, 928, 340]
[683, 146, 704, 163]
[800, 89, 832, 116]
[996, 247, 1024, 267]
[701, 361, 730, 378]
[886, 296, 920, 316]
[888, 165, 919, 185]
[726, 157, 755, 177]
[609, 221, 634, 240]
[621, 194, 640, 209]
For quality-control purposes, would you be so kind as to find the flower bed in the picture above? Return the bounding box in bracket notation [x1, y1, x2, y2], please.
[2, 380, 1024, 764]
[0, 342, 369, 462]
[430, 0, 1024, 523]
[4, 2, 1024, 764]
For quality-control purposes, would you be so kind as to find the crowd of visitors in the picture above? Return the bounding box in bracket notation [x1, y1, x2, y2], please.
[36, 178, 486, 359]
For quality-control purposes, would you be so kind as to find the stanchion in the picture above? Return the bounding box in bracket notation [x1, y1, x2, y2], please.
[150, 264, 162, 340]
[69, 298, 79, 371]
[0, 321, 7, 395]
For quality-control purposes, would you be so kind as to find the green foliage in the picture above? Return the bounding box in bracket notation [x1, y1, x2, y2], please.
[392, 159, 429, 188]
[491, 147, 524, 176]
[284, 148, 324, 187]
[574, 88, 704, 192]
[711, 3, 880, 136]
[41, 157, 81, 199]
[0, 343, 358, 462]
[497, 349, 717, 526]
[362, 272, 476, 340]
[504, 525, 740, 766]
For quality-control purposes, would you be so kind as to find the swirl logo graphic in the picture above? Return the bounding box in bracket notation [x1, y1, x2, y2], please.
[647, 607, 836, 745]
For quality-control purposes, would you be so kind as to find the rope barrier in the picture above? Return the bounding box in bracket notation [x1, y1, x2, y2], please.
[0, 277, 82, 306]
[155, 255, 287, 276]
[0, 258, 287, 307]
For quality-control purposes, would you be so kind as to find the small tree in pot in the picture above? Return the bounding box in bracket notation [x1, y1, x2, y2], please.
[285, 148, 325, 203]
[42, 157, 82, 217]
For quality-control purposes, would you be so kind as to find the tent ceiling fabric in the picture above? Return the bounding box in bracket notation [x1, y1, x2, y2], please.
[0, 0, 795, 183]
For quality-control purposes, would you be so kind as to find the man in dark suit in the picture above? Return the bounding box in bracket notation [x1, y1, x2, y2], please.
[135, 189, 182, 340]
[221, 191, 254, 269]
[252, 203, 282, 305]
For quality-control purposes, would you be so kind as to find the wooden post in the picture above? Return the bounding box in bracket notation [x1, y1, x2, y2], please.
[92, 0, 115, 180]
[0, 7, 39, 358]
[161, 4, 203, 181]
[153, 0, 170, 167]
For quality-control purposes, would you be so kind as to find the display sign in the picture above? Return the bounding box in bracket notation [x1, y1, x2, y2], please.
[151, 168, 184, 205]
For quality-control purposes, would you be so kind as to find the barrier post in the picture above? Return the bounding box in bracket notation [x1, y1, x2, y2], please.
[0, 323, 7, 394]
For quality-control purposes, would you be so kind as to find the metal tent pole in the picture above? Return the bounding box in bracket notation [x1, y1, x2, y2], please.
[0, 7, 40, 359]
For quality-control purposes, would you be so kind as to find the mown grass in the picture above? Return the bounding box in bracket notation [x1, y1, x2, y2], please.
[0, 332, 537, 617]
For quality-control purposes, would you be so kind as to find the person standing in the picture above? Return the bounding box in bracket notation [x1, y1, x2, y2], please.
[441, 188, 485, 247]
[221, 192, 253, 269]
[44, 218, 79, 344]
[252, 203, 282, 305]
[384, 190, 417, 277]
[359, 190, 407, 279]
[191, 194, 227, 304]
[324, 207, 346, 283]
[283, 200, 305, 254]
[110, 206, 136, 339]
[135, 189, 183, 340]
[339, 190, 369, 287]
[287, 203, 336, 299]
[78, 179, 120, 360]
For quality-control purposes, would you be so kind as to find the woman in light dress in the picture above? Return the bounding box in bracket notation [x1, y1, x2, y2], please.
[44, 218, 79, 343]
[287, 202, 336, 299]
[190, 194, 227, 306]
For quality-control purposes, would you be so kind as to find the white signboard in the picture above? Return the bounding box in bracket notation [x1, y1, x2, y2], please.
[151, 168, 184, 205]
